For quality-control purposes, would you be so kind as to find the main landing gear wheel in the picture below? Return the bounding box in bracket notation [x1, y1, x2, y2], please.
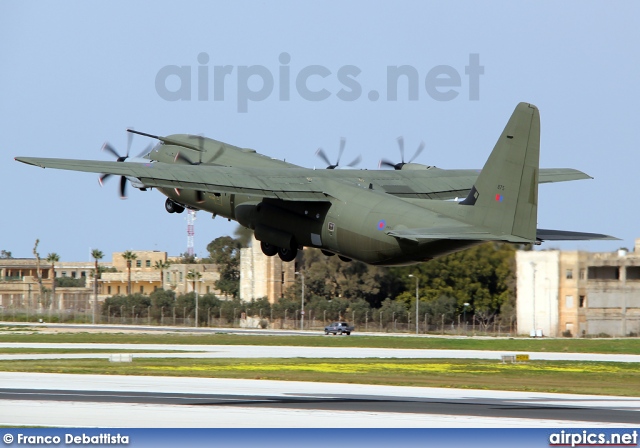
[260, 241, 278, 257]
[278, 246, 298, 262]
[165, 199, 185, 214]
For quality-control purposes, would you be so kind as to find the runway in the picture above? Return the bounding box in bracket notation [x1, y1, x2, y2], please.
[1, 339, 640, 428]
[1, 372, 639, 427]
[1, 329, 638, 427]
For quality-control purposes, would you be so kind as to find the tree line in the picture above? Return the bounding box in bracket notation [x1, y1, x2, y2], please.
[9, 227, 519, 329]
[113, 227, 519, 328]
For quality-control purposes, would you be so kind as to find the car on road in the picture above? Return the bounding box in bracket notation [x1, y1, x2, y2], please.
[324, 322, 354, 335]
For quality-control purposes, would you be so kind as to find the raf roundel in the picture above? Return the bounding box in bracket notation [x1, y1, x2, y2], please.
[377, 219, 386, 231]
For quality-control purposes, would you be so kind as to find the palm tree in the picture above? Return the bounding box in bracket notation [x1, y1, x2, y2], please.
[91, 249, 104, 324]
[46, 252, 60, 309]
[154, 260, 171, 290]
[186, 269, 202, 293]
[121, 250, 137, 295]
[186, 269, 202, 327]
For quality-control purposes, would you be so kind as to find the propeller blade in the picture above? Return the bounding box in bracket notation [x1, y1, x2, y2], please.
[346, 154, 362, 167]
[191, 135, 206, 152]
[408, 141, 425, 163]
[397, 136, 405, 163]
[126, 129, 133, 158]
[204, 145, 225, 164]
[381, 137, 424, 169]
[102, 142, 121, 160]
[174, 151, 196, 165]
[379, 158, 398, 169]
[119, 176, 127, 199]
[336, 137, 346, 166]
[98, 173, 112, 186]
[136, 142, 153, 158]
[315, 148, 332, 167]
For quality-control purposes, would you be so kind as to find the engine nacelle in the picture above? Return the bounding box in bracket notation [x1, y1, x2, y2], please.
[234, 200, 324, 248]
[254, 224, 295, 250]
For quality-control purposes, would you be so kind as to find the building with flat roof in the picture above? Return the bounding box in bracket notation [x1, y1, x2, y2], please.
[0, 250, 222, 313]
[517, 239, 640, 337]
[240, 236, 296, 303]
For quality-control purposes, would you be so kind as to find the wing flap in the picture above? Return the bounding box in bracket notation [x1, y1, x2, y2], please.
[15, 157, 333, 202]
[386, 226, 530, 243]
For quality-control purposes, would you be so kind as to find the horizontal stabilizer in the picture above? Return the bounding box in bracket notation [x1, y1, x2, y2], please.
[538, 168, 592, 183]
[536, 229, 619, 241]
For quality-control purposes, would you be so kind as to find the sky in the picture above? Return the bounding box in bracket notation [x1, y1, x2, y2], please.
[1, 1, 639, 263]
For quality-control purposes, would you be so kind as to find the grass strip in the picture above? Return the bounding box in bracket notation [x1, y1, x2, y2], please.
[0, 358, 638, 397]
[0, 332, 639, 354]
[0, 348, 183, 354]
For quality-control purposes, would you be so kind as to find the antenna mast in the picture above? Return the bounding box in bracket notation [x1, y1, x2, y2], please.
[186, 210, 196, 257]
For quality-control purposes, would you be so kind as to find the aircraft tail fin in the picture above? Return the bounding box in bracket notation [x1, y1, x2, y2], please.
[389, 103, 618, 245]
[457, 102, 540, 242]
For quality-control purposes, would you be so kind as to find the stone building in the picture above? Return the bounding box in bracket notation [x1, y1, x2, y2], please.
[100, 251, 168, 296]
[0, 250, 222, 313]
[240, 236, 296, 303]
[99, 251, 221, 298]
[0, 258, 95, 311]
[517, 239, 640, 337]
[162, 263, 221, 296]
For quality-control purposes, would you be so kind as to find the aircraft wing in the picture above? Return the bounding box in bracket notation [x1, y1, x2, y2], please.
[15, 157, 335, 201]
[15, 156, 594, 204]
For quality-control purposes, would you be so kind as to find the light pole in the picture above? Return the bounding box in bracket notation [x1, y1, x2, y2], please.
[463, 302, 470, 333]
[195, 282, 198, 328]
[187, 270, 202, 328]
[408, 274, 419, 335]
[295, 271, 305, 331]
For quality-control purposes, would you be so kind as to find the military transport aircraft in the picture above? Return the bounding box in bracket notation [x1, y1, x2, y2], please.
[15, 103, 615, 266]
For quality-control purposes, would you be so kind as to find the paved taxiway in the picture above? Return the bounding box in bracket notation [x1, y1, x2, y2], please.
[1, 342, 640, 363]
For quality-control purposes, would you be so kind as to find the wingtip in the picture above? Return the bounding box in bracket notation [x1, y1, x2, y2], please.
[15, 157, 43, 168]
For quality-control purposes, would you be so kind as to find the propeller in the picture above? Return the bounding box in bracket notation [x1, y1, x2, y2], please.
[315, 138, 362, 169]
[379, 137, 425, 170]
[174, 151, 198, 165]
[99, 130, 152, 199]
[173, 134, 219, 166]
